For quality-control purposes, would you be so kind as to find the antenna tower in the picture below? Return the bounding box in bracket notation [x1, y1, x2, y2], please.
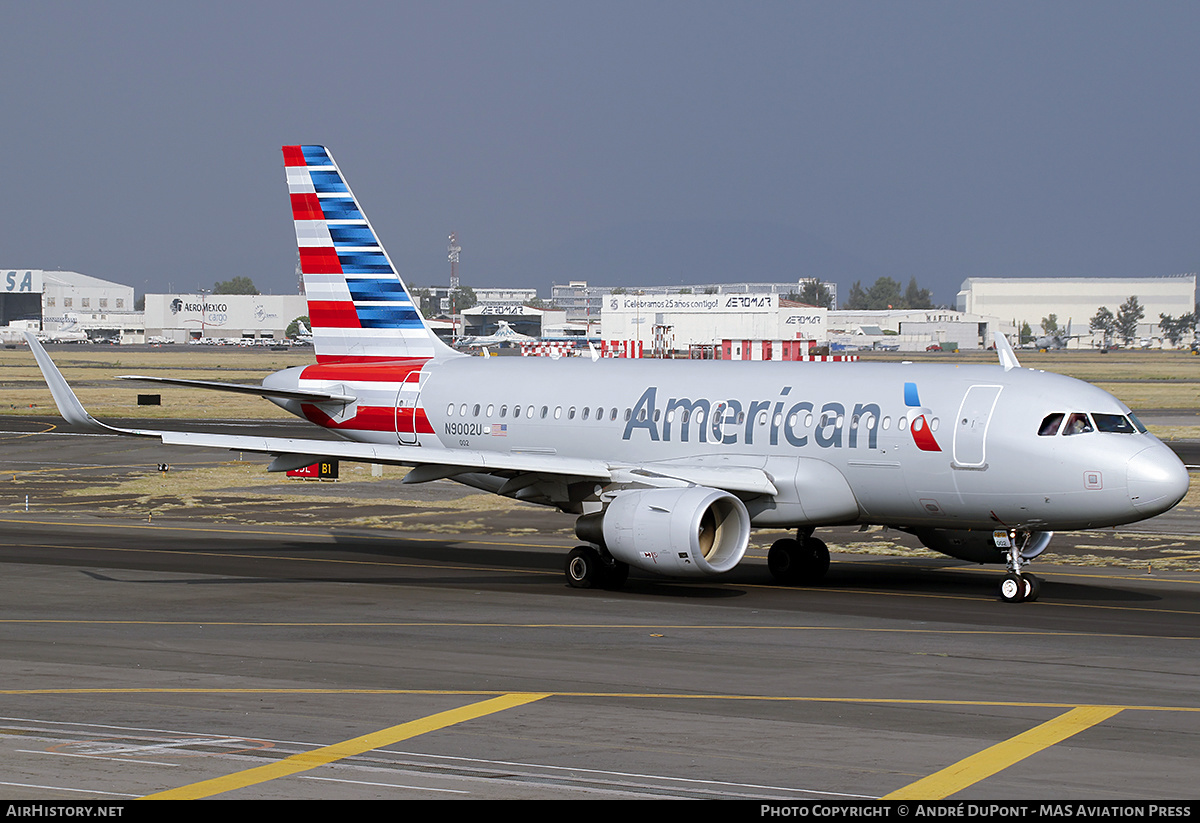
[447, 232, 461, 291]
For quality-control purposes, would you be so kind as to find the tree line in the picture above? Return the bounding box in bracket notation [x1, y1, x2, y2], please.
[1088, 295, 1196, 347]
[842, 277, 934, 310]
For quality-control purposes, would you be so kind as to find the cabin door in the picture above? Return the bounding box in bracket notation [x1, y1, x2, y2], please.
[953, 385, 1002, 467]
[395, 370, 427, 446]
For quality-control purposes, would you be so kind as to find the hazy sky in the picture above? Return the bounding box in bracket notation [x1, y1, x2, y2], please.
[2, 1, 1198, 305]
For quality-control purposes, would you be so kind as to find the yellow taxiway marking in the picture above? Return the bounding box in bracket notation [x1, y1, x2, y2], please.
[3, 689, 1189, 798]
[3, 688, 1197, 715]
[883, 706, 1125, 800]
[140, 692, 549, 800]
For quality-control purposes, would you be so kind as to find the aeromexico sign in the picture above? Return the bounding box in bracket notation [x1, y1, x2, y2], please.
[148, 294, 306, 331]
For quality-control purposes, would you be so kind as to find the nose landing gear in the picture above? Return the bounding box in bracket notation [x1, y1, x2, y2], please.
[999, 537, 1043, 603]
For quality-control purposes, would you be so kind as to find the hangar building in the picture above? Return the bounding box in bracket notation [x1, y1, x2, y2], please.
[1, 269, 139, 339]
[956, 275, 1196, 343]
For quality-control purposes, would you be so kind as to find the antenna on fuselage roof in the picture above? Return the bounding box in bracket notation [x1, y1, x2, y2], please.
[993, 330, 1020, 371]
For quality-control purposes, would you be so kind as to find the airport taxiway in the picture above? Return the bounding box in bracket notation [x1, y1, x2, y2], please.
[0, 419, 1197, 800]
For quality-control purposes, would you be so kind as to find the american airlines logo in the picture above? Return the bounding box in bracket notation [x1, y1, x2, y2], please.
[621, 385, 880, 450]
[620, 382, 940, 452]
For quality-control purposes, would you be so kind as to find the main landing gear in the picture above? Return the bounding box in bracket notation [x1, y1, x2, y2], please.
[767, 529, 830, 586]
[565, 545, 630, 590]
[999, 542, 1042, 603]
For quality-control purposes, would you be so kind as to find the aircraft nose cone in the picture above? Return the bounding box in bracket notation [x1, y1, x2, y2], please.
[1127, 445, 1190, 514]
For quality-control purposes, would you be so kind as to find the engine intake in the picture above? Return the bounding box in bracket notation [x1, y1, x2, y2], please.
[576, 487, 750, 577]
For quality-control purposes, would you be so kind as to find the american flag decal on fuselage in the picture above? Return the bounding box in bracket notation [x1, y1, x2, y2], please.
[283, 145, 442, 364]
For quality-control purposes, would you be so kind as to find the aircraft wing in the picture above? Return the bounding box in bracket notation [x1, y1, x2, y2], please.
[26, 333, 777, 497]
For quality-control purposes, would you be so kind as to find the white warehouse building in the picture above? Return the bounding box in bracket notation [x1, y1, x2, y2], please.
[956, 275, 1196, 343]
[144, 293, 308, 342]
[602, 292, 827, 356]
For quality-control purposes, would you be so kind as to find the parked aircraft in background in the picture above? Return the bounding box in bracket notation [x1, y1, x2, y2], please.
[459, 320, 536, 349]
[37, 313, 89, 344]
[1029, 320, 1086, 351]
[25, 146, 1191, 603]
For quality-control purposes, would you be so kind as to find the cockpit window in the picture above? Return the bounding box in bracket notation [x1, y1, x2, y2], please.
[1063, 412, 1093, 435]
[1128, 413, 1148, 433]
[1094, 413, 1136, 433]
[1038, 413, 1064, 436]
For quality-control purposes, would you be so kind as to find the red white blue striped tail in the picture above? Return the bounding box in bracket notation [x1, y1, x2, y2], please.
[283, 145, 457, 364]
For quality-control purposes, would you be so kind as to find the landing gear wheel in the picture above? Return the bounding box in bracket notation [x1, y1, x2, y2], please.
[1023, 573, 1042, 603]
[768, 537, 830, 586]
[565, 546, 603, 589]
[1000, 573, 1026, 603]
[565, 546, 628, 590]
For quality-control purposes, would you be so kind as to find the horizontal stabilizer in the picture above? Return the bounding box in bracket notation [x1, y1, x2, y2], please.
[119, 375, 356, 404]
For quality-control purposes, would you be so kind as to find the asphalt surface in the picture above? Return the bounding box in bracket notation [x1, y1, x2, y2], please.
[0, 417, 1198, 801]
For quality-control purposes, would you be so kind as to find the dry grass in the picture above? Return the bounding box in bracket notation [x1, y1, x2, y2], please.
[0, 346, 312, 418]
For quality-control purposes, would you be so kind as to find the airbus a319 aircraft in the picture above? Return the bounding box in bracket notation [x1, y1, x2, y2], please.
[26, 146, 1191, 603]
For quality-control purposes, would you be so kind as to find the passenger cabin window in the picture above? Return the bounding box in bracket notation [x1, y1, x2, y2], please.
[1038, 413, 1064, 436]
[1063, 412, 1093, 435]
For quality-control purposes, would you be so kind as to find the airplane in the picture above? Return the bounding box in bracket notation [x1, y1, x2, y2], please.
[1028, 320, 1085, 351]
[37, 312, 89, 344]
[25, 145, 1191, 603]
[294, 320, 313, 343]
[458, 320, 537, 349]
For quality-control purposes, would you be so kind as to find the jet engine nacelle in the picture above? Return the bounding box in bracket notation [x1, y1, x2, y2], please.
[576, 487, 751, 577]
[913, 528, 1053, 563]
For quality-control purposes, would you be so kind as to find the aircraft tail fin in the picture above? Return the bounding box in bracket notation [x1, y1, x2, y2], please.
[283, 145, 460, 364]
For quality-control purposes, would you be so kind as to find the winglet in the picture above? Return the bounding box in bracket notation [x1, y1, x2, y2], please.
[993, 330, 1020, 371]
[24, 333, 149, 435]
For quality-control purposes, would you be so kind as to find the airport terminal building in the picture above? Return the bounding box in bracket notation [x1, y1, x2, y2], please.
[601, 292, 828, 357]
